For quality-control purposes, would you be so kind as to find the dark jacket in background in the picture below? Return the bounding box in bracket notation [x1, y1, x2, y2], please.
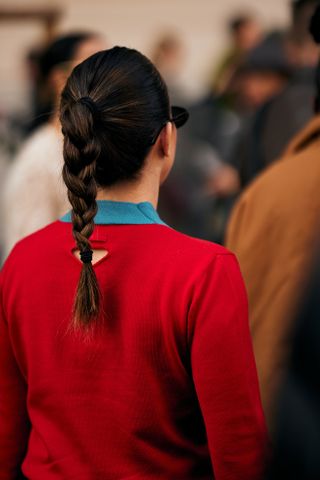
[235, 68, 315, 186]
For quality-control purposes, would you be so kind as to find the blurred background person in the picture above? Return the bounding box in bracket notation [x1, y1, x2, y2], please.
[231, 47, 292, 185]
[211, 12, 263, 96]
[175, 14, 255, 243]
[1, 32, 106, 260]
[233, 0, 320, 187]
[158, 128, 240, 242]
[232, 45, 291, 113]
[151, 33, 188, 105]
[286, 0, 320, 66]
[153, 26, 245, 243]
[225, 0, 320, 431]
[266, 254, 320, 480]
[155, 27, 242, 242]
[176, 13, 263, 243]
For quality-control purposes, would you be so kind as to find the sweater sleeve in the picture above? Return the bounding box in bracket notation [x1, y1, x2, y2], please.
[0, 274, 30, 479]
[189, 254, 267, 480]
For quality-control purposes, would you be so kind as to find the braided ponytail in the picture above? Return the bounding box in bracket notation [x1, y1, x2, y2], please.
[61, 97, 101, 328]
[60, 47, 172, 330]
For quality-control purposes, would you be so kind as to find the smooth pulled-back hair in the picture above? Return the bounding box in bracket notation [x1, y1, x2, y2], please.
[60, 46, 170, 329]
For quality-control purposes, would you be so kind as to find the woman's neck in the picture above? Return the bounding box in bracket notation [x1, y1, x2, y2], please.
[96, 177, 160, 209]
[96, 155, 162, 208]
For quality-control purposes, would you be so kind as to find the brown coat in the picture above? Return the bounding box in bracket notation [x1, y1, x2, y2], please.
[226, 116, 320, 428]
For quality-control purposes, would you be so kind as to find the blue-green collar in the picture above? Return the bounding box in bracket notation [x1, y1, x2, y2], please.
[60, 200, 166, 225]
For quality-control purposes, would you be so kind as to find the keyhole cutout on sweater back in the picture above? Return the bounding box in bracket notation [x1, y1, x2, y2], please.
[73, 249, 108, 266]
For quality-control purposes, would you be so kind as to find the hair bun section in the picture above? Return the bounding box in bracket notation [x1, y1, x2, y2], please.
[61, 98, 98, 151]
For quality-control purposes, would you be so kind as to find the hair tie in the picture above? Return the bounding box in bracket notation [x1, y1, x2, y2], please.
[80, 248, 93, 264]
[77, 96, 98, 116]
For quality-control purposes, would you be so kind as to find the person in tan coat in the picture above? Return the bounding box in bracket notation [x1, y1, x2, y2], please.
[226, 5, 320, 429]
[225, 114, 320, 429]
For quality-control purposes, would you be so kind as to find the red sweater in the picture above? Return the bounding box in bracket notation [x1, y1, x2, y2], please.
[0, 206, 267, 479]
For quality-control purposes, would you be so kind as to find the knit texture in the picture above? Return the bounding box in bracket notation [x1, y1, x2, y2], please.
[0, 221, 267, 479]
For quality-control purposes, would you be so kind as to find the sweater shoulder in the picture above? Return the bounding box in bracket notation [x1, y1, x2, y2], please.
[2, 221, 67, 269]
[148, 225, 234, 261]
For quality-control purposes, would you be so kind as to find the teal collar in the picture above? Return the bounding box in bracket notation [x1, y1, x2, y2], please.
[60, 200, 166, 225]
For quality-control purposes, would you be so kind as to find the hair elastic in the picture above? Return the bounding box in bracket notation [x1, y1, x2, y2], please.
[80, 249, 93, 264]
[77, 96, 98, 116]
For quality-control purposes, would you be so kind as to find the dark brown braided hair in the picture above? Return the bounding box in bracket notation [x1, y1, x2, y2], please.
[60, 46, 170, 329]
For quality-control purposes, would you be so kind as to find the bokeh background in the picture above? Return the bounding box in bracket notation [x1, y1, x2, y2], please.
[0, 0, 288, 112]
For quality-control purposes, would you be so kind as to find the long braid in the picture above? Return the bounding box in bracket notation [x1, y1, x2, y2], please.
[61, 98, 101, 328]
[60, 47, 174, 330]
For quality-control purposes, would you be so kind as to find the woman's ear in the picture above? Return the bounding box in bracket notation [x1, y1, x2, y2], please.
[159, 122, 175, 157]
[159, 122, 177, 184]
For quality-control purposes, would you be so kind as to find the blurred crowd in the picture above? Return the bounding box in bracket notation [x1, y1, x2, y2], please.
[1, 0, 318, 248]
[159, 0, 319, 243]
[1, 0, 320, 477]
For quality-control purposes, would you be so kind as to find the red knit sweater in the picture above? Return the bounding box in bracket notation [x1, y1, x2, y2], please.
[0, 217, 267, 479]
